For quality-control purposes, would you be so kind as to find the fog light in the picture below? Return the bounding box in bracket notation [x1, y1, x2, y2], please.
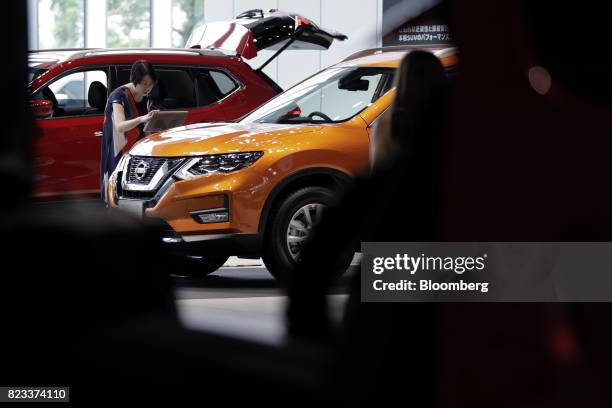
[191, 208, 229, 224]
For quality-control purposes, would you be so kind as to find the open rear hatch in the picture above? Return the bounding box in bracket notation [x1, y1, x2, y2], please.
[186, 8, 347, 67]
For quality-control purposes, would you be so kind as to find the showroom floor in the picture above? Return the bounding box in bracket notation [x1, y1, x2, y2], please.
[174, 257, 359, 345]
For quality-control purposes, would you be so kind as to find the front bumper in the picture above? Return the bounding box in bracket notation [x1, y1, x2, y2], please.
[125, 207, 263, 257]
[161, 231, 262, 257]
[108, 155, 271, 256]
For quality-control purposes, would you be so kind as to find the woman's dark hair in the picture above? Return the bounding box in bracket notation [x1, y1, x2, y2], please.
[391, 50, 449, 153]
[130, 60, 157, 85]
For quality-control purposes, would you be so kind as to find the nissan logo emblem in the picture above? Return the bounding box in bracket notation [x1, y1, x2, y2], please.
[135, 161, 149, 181]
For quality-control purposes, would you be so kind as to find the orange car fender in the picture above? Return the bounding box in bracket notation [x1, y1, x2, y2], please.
[256, 165, 353, 234]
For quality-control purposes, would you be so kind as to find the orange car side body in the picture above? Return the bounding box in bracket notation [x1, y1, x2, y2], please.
[108, 49, 457, 239]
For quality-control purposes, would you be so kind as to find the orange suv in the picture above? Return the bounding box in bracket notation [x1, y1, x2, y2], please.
[108, 46, 458, 279]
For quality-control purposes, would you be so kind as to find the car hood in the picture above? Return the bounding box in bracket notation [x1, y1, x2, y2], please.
[130, 122, 321, 157]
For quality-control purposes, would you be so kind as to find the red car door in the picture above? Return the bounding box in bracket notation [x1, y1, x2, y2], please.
[32, 68, 109, 201]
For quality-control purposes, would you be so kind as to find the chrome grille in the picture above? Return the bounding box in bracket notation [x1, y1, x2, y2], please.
[127, 157, 167, 185]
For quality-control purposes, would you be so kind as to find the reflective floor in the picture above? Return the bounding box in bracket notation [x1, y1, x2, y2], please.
[174, 259, 358, 345]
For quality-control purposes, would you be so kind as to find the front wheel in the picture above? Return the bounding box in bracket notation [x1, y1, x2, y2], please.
[262, 186, 336, 282]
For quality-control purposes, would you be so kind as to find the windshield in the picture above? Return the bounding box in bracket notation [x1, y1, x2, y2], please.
[240, 66, 393, 124]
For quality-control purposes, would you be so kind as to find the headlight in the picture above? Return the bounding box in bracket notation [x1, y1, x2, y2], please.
[174, 151, 264, 180]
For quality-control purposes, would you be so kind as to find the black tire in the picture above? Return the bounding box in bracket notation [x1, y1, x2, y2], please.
[262, 186, 337, 282]
[169, 255, 229, 278]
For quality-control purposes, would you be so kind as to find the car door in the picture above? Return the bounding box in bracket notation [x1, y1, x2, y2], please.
[114, 65, 228, 124]
[31, 67, 109, 201]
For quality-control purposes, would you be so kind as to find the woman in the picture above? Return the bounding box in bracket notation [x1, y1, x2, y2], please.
[287, 50, 450, 334]
[285, 50, 451, 406]
[100, 60, 159, 202]
[370, 50, 449, 171]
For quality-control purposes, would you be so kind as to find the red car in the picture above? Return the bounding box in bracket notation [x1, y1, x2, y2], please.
[28, 9, 346, 202]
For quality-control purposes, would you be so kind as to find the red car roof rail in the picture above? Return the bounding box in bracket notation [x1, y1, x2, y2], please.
[30, 47, 238, 65]
[79, 48, 235, 58]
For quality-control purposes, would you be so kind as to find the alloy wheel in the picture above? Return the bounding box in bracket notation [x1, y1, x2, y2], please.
[285, 202, 325, 260]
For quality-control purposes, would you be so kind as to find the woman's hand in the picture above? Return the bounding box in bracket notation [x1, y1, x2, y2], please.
[140, 109, 160, 124]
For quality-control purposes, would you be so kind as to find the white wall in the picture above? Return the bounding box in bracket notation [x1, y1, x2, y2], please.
[277, 0, 321, 91]
[204, 0, 383, 90]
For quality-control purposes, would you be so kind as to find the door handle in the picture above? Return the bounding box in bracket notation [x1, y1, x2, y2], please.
[94, 131, 103, 137]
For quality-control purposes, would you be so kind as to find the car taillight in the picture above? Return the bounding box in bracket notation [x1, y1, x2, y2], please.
[295, 16, 311, 28]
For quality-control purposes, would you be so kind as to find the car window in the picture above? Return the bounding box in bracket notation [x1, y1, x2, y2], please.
[210, 71, 237, 96]
[33, 69, 108, 118]
[301, 72, 382, 121]
[194, 69, 238, 107]
[241, 67, 393, 124]
[118, 66, 196, 109]
[50, 70, 107, 109]
[379, 73, 395, 95]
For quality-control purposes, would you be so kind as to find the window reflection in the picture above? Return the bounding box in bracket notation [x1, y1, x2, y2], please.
[37, 0, 84, 49]
[172, 0, 204, 47]
[107, 0, 150, 47]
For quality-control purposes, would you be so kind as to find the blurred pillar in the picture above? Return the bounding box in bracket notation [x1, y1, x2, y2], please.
[2, 0, 31, 207]
[151, 0, 172, 47]
[85, 0, 106, 48]
[27, 0, 38, 50]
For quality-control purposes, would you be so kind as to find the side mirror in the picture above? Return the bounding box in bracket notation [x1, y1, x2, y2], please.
[339, 78, 369, 92]
[30, 99, 53, 118]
